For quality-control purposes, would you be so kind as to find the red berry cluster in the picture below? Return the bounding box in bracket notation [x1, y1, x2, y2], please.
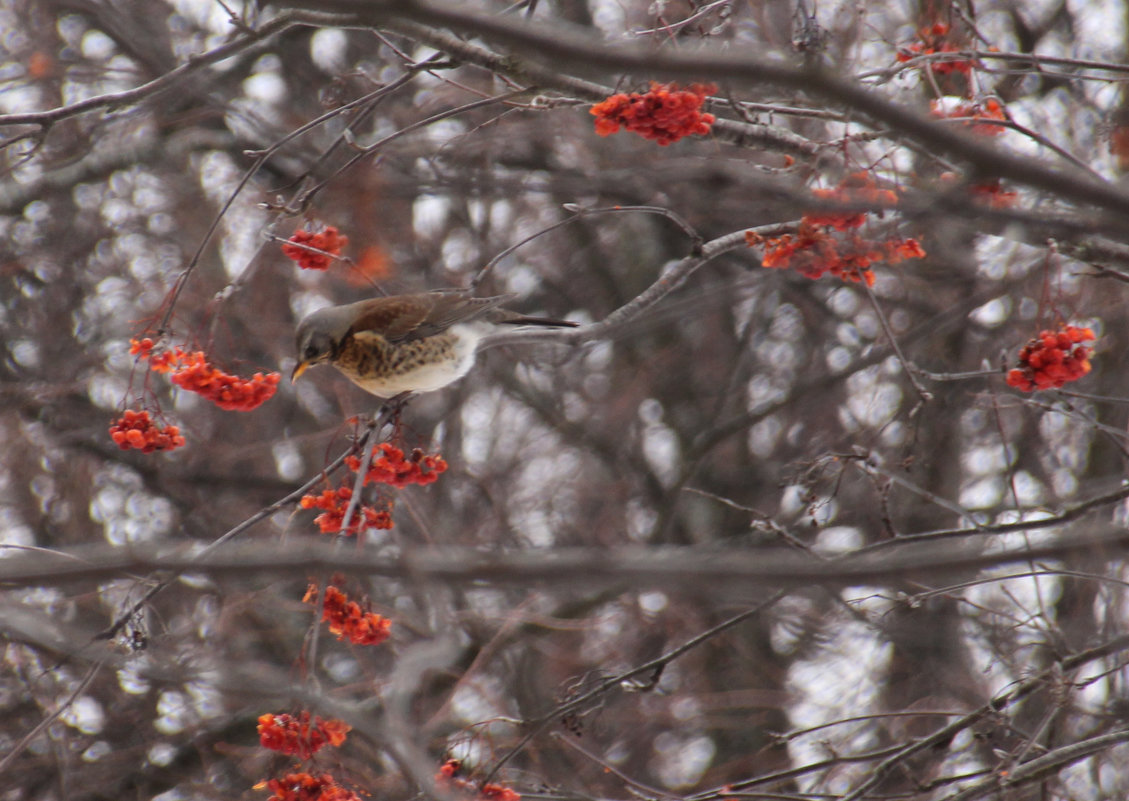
[930, 97, 1006, 136]
[108, 410, 186, 453]
[258, 713, 351, 760]
[130, 338, 280, 411]
[896, 22, 973, 75]
[755, 225, 926, 286]
[969, 179, 1018, 208]
[804, 173, 899, 231]
[298, 485, 393, 535]
[591, 82, 716, 145]
[746, 174, 926, 286]
[938, 174, 1018, 208]
[1006, 325, 1095, 391]
[297, 445, 446, 536]
[259, 773, 361, 801]
[130, 337, 183, 373]
[480, 785, 522, 801]
[436, 760, 521, 801]
[437, 760, 462, 783]
[282, 226, 349, 270]
[344, 444, 449, 488]
[129, 336, 156, 359]
[304, 584, 392, 646]
[169, 351, 280, 411]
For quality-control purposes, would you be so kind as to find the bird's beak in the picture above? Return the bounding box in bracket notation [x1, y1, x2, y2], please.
[291, 361, 310, 383]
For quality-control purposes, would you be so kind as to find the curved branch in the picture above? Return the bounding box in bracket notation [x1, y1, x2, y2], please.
[275, 0, 1129, 217]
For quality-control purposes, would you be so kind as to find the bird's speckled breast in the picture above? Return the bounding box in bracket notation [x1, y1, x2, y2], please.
[334, 326, 483, 397]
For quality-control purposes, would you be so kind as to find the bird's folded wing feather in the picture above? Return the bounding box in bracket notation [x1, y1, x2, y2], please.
[350, 294, 509, 343]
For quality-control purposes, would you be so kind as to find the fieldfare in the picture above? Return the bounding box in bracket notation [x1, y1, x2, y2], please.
[292, 292, 577, 398]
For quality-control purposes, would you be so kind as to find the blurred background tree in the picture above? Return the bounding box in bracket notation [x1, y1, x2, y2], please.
[3, 1, 1129, 799]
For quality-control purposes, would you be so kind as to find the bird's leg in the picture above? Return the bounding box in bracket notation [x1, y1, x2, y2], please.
[375, 391, 414, 439]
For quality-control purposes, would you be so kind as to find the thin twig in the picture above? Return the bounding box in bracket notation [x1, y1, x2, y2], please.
[96, 430, 370, 642]
[0, 662, 104, 775]
[291, 89, 531, 211]
[484, 593, 786, 782]
[839, 635, 1129, 801]
[860, 277, 932, 402]
[470, 203, 702, 291]
[0, 11, 353, 130]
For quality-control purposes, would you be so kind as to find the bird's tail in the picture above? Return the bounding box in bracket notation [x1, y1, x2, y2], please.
[495, 314, 578, 328]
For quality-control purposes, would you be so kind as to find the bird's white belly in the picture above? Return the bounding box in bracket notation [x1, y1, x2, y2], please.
[352, 356, 474, 395]
[349, 324, 484, 397]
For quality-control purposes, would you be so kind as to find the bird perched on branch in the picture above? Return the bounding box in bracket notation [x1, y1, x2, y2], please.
[292, 292, 578, 398]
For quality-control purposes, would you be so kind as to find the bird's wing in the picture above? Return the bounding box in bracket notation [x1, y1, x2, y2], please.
[348, 295, 434, 342]
[418, 294, 511, 337]
[349, 293, 510, 343]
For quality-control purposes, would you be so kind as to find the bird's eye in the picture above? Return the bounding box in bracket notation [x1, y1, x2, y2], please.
[304, 344, 320, 360]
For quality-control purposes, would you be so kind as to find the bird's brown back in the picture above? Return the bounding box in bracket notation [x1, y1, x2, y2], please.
[347, 294, 511, 343]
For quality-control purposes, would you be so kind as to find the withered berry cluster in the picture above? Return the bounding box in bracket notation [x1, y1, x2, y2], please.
[747, 173, 926, 286]
[282, 226, 349, 270]
[591, 82, 716, 145]
[1006, 325, 1095, 392]
[304, 584, 392, 646]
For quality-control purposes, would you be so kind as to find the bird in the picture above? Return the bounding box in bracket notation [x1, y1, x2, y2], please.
[292, 292, 578, 398]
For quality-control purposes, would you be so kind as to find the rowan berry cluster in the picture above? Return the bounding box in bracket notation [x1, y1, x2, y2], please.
[896, 22, 973, 75]
[930, 97, 1006, 136]
[169, 351, 280, 411]
[108, 409, 186, 453]
[480, 786, 521, 801]
[256, 706, 356, 797]
[304, 584, 392, 646]
[130, 337, 182, 373]
[804, 173, 899, 231]
[130, 338, 280, 411]
[282, 226, 349, 270]
[969, 179, 1018, 208]
[259, 773, 361, 801]
[344, 444, 449, 488]
[1006, 325, 1095, 391]
[939, 173, 1017, 208]
[129, 336, 156, 359]
[436, 760, 521, 801]
[298, 485, 393, 535]
[591, 82, 716, 145]
[752, 225, 925, 286]
[746, 174, 926, 286]
[258, 713, 351, 760]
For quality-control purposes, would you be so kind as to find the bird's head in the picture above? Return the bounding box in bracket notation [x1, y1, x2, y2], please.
[292, 305, 354, 382]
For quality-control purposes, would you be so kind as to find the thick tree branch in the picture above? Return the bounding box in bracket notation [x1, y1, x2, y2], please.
[272, 0, 1129, 218]
[4, 528, 1129, 591]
